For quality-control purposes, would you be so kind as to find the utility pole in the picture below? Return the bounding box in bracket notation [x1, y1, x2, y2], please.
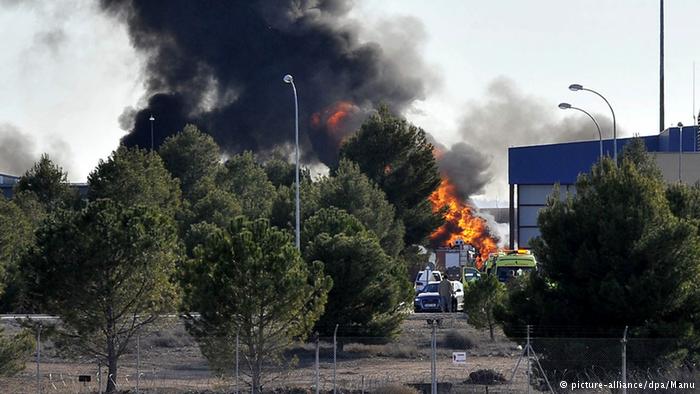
[678, 123, 684, 182]
[660, 0, 665, 132]
[697, 110, 700, 151]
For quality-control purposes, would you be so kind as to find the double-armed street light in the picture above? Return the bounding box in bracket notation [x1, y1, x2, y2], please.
[569, 84, 617, 163]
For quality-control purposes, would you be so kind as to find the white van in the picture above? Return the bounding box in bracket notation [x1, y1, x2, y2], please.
[414, 270, 442, 293]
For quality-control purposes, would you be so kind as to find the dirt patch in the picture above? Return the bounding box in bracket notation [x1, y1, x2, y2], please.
[1, 312, 530, 393]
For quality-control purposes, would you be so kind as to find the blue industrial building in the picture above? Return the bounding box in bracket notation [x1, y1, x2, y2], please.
[1, 172, 88, 199]
[0, 173, 20, 199]
[508, 125, 700, 249]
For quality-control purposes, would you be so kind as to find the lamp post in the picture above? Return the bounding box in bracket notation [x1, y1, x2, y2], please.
[678, 122, 683, 182]
[149, 115, 155, 152]
[569, 84, 617, 163]
[559, 103, 603, 160]
[283, 74, 301, 250]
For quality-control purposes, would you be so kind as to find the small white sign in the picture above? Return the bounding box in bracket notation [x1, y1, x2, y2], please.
[452, 351, 467, 364]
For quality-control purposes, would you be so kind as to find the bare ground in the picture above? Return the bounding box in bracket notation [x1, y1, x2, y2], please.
[0, 313, 535, 393]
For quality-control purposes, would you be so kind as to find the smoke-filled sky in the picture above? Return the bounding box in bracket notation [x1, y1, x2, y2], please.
[1, 0, 698, 205]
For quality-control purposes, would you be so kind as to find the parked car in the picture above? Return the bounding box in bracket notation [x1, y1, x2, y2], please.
[414, 270, 442, 293]
[413, 280, 464, 313]
[414, 281, 442, 312]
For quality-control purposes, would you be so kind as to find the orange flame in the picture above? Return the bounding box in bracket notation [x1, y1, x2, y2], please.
[327, 102, 355, 132]
[311, 101, 359, 137]
[429, 178, 498, 269]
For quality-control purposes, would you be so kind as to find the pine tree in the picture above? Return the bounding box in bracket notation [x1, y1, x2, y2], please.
[181, 217, 331, 392]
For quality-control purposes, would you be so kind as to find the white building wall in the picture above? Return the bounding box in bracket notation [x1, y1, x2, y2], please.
[652, 152, 700, 184]
[516, 152, 700, 248]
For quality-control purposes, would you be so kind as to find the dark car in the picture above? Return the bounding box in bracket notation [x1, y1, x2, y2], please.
[413, 282, 443, 312]
[414, 281, 465, 313]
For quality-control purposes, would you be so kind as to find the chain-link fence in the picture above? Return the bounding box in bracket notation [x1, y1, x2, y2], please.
[1, 315, 698, 393]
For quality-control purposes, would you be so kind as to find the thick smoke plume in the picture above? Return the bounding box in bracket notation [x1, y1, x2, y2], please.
[449, 77, 614, 199]
[100, 0, 434, 164]
[429, 137, 491, 199]
[0, 124, 36, 175]
[0, 124, 76, 177]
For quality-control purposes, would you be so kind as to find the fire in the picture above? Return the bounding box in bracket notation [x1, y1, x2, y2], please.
[326, 101, 355, 132]
[429, 177, 498, 269]
[311, 101, 360, 138]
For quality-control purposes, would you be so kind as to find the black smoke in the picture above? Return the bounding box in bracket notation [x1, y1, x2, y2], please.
[99, 0, 433, 164]
[453, 77, 615, 199]
[428, 136, 491, 199]
[0, 124, 36, 175]
[0, 123, 76, 178]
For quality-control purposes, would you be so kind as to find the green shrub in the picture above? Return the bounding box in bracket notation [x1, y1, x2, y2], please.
[466, 369, 507, 385]
[0, 327, 34, 376]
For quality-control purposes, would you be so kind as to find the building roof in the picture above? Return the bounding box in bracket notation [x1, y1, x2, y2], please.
[508, 126, 698, 185]
[0, 173, 20, 185]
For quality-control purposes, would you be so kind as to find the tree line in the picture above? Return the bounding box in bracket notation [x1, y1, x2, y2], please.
[0, 108, 443, 392]
[464, 139, 700, 378]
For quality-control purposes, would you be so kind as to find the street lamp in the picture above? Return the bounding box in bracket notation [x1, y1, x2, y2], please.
[569, 84, 617, 163]
[678, 122, 683, 182]
[283, 74, 301, 250]
[149, 115, 155, 152]
[559, 103, 603, 160]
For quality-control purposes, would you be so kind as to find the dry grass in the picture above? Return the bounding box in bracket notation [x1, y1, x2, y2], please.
[2, 313, 525, 393]
[373, 383, 420, 394]
[343, 342, 424, 359]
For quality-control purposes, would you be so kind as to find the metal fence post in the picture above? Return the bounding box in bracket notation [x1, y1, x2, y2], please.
[333, 324, 338, 394]
[314, 332, 320, 394]
[622, 326, 628, 394]
[36, 323, 42, 394]
[430, 319, 437, 394]
[136, 334, 140, 394]
[526, 325, 531, 394]
[236, 331, 240, 394]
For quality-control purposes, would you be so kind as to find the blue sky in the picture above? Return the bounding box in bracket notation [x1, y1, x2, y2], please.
[0, 0, 697, 204]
